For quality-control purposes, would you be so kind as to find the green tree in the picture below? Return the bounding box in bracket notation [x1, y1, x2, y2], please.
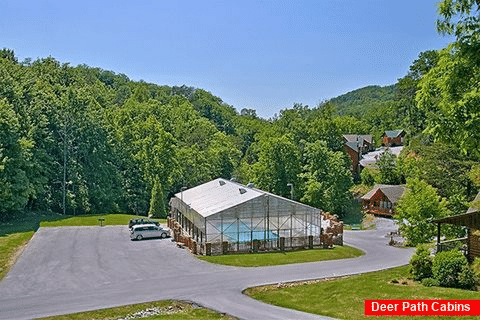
[233, 113, 267, 155]
[436, 0, 480, 42]
[468, 164, 480, 186]
[190, 89, 237, 134]
[149, 176, 166, 218]
[307, 102, 343, 151]
[275, 105, 310, 149]
[0, 48, 17, 63]
[250, 135, 301, 199]
[109, 99, 177, 214]
[360, 166, 377, 186]
[397, 142, 476, 199]
[301, 140, 353, 215]
[395, 178, 449, 246]
[0, 99, 33, 220]
[376, 150, 401, 185]
[207, 132, 241, 179]
[134, 116, 177, 186]
[416, 48, 480, 156]
[416, 1, 480, 156]
[174, 145, 212, 189]
[396, 50, 439, 133]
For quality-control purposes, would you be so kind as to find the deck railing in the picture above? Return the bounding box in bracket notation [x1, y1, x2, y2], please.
[436, 237, 468, 256]
[363, 205, 394, 216]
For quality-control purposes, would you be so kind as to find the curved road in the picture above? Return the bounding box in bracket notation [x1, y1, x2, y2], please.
[0, 218, 413, 320]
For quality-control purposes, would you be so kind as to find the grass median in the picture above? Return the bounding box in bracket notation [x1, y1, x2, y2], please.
[245, 265, 480, 320]
[198, 245, 363, 267]
[40, 214, 166, 227]
[35, 300, 232, 320]
[0, 231, 34, 280]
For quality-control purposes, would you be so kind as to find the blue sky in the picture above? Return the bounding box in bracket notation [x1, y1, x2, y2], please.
[1, 0, 453, 118]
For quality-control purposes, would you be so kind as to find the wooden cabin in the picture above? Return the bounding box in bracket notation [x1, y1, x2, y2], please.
[343, 135, 375, 152]
[343, 134, 374, 174]
[382, 130, 405, 147]
[361, 184, 406, 216]
[431, 192, 480, 262]
[344, 141, 361, 174]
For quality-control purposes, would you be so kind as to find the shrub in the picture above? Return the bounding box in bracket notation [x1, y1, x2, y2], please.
[458, 264, 476, 290]
[421, 277, 439, 287]
[432, 250, 469, 288]
[471, 257, 480, 284]
[360, 167, 376, 186]
[409, 244, 433, 281]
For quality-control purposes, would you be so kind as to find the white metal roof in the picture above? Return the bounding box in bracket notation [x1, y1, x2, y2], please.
[359, 146, 403, 167]
[174, 178, 264, 218]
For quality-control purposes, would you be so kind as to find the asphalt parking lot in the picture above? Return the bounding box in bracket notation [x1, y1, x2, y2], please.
[0, 220, 413, 320]
[1, 226, 201, 299]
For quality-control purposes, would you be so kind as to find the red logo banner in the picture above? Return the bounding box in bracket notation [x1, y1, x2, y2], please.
[365, 299, 480, 316]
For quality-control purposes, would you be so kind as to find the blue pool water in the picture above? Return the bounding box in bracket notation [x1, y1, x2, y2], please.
[219, 222, 279, 243]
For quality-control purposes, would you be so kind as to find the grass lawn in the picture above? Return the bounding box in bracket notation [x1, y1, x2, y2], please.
[245, 265, 480, 320]
[198, 245, 363, 267]
[0, 213, 162, 280]
[40, 214, 166, 227]
[0, 231, 34, 280]
[35, 300, 232, 320]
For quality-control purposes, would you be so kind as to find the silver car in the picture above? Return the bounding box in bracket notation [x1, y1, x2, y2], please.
[130, 224, 170, 240]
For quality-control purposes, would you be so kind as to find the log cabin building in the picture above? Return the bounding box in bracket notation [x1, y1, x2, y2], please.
[431, 192, 480, 262]
[342, 134, 374, 174]
[361, 184, 406, 216]
[382, 130, 406, 147]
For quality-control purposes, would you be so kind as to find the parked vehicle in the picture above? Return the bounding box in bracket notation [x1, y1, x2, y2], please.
[128, 218, 160, 229]
[130, 224, 170, 240]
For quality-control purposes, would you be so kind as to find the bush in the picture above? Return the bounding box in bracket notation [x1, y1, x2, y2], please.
[421, 277, 439, 287]
[360, 167, 376, 186]
[458, 265, 476, 290]
[471, 257, 480, 284]
[409, 244, 433, 281]
[432, 250, 469, 288]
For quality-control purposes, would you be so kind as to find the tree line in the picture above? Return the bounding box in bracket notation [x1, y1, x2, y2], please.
[0, 54, 242, 220]
[0, 51, 359, 221]
[1, 0, 479, 225]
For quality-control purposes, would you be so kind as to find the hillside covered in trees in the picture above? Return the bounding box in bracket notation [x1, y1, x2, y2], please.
[1, 0, 480, 225]
[330, 85, 397, 117]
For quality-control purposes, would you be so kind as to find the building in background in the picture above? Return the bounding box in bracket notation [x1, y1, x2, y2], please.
[168, 178, 343, 255]
[361, 184, 406, 216]
[343, 134, 375, 173]
[432, 192, 480, 262]
[382, 130, 406, 147]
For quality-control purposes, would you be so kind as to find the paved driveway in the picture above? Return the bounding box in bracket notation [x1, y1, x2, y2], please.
[0, 219, 413, 320]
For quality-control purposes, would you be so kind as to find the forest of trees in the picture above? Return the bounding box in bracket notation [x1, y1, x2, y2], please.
[1, 0, 479, 230]
[0, 52, 359, 221]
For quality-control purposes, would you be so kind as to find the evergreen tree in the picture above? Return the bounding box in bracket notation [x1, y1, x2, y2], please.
[149, 176, 166, 218]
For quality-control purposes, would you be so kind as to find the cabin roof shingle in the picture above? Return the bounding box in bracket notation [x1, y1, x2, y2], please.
[361, 184, 406, 204]
[467, 192, 480, 214]
[383, 130, 405, 138]
[343, 134, 373, 144]
[344, 141, 360, 153]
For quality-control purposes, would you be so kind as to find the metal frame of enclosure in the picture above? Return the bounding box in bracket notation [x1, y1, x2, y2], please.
[169, 178, 328, 255]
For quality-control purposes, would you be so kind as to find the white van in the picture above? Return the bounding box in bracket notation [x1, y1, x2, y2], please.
[130, 224, 170, 240]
